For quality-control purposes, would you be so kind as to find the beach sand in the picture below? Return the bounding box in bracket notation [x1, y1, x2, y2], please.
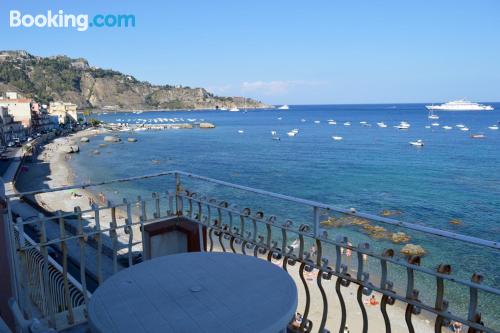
[14, 128, 442, 333]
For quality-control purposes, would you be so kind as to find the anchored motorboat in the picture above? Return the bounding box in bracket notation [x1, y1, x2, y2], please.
[470, 134, 485, 139]
[377, 122, 387, 128]
[488, 125, 499, 130]
[332, 136, 343, 141]
[442, 126, 453, 130]
[278, 104, 289, 110]
[395, 121, 410, 130]
[409, 139, 424, 147]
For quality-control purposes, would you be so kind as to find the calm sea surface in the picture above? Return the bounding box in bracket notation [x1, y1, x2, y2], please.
[69, 104, 500, 322]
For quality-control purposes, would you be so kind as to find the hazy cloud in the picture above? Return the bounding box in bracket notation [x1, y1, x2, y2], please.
[241, 80, 327, 96]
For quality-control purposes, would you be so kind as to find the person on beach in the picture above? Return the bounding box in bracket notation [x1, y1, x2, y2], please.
[291, 313, 302, 329]
[309, 244, 317, 258]
[98, 192, 106, 205]
[451, 321, 463, 333]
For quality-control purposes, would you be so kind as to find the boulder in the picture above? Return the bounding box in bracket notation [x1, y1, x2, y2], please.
[80, 137, 90, 143]
[127, 138, 138, 142]
[63, 145, 79, 154]
[400, 244, 426, 256]
[199, 122, 216, 129]
[380, 209, 402, 217]
[104, 135, 121, 143]
[391, 232, 410, 244]
[99, 143, 108, 148]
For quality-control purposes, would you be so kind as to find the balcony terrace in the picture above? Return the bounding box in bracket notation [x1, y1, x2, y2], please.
[1, 171, 499, 332]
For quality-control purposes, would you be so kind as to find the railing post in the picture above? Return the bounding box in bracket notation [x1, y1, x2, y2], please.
[175, 172, 182, 216]
[312, 206, 320, 238]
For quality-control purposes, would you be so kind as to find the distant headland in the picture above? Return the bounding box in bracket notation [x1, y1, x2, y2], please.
[0, 50, 271, 112]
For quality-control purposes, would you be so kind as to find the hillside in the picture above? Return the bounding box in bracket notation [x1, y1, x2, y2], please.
[0, 50, 270, 111]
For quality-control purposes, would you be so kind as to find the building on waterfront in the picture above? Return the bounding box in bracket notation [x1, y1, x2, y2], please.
[31, 103, 54, 133]
[0, 106, 25, 145]
[0, 92, 32, 128]
[49, 101, 78, 125]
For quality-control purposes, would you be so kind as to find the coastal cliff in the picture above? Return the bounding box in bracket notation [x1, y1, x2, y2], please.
[0, 50, 270, 111]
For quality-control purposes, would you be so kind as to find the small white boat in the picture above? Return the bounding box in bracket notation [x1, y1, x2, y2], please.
[344, 122, 351, 126]
[271, 130, 277, 136]
[278, 105, 289, 110]
[460, 127, 470, 131]
[425, 125, 431, 129]
[300, 119, 306, 122]
[220, 107, 228, 111]
[488, 125, 499, 130]
[428, 111, 439, 120]
[229, 107, 240, 112]
[287, 131, 297, 137]
[277, 117, 283, 120]
[238, 130, 244, 134]
[332, 136, 343, 141]
[395, 121, 410, 130]
[456, 124, 465, 128]
[314, 120, 320, 124]
[328, 121, 337, 125]
[470, 134, 485, 139]
[409, 139, 424, 147]
[431, 122, 440, 127]
[360, 121, 368, 124]
[377, 122, 387, 128]
[442, 126, 453, 130]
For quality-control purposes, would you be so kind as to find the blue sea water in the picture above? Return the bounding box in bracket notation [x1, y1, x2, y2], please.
[69, 104, 500, 323]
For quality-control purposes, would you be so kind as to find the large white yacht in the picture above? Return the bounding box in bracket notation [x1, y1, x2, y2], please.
[426, 100, 494, 111]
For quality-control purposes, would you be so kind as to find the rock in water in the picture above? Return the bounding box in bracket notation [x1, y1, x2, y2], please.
[92, 150, 101, 155]
[127, 138, 138, 142]
[80, 137, 90, 143]
[391, 232, 410, 244]
[63, 145, 80, 153]
[199, 122, 216, 129]
[400, 244, 426, 256]
[104, 135, 121, 143]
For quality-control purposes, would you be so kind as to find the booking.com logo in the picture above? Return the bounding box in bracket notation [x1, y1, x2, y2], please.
[9, 10, 135, 32]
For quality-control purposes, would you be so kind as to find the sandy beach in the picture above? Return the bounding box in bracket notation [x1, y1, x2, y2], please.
[13, 127, 442, 333]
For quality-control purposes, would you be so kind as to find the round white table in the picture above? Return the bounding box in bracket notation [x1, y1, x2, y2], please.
[88, 252, 298, 333]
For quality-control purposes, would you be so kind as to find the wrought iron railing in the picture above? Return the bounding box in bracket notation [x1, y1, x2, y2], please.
[4, 170, 499, 332]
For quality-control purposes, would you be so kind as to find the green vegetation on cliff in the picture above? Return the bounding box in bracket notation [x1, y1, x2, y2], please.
[0, 50, 269, 111]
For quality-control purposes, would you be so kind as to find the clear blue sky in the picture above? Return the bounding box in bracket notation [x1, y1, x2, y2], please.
[1, 0, 499, 104]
